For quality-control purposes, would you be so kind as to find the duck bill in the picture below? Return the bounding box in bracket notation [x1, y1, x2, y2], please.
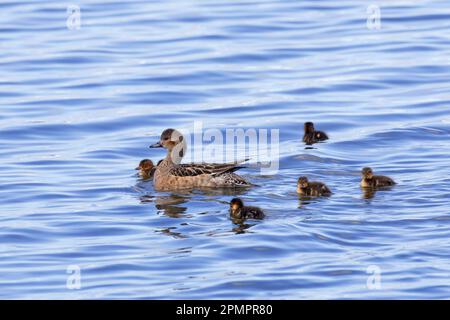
[149, 141, 163, 148]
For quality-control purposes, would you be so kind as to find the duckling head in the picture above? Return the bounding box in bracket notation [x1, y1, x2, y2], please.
[362, 167, 374, 179]
[297, 176, 309, 190]
[229, 198, 244, 216]
[135, 159, 154, 172]
[304, 122, 315, 134]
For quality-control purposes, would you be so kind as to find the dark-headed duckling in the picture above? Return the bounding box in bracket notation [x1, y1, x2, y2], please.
[303, 122, 329, 144]
[297, 176, 332, 196]
[136, 159, 156, 180]
[361, 167, 396, 188]
[229, 198, 265, 220]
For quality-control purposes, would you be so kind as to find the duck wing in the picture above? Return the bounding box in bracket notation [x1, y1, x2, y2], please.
[243, 206, 265, 219]
[169, 163, 245, 177]
[375, 175, 396, 187]
[215, 172, 252, 187]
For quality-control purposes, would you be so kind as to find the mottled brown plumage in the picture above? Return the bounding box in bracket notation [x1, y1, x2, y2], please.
[361, 167, 396, 188]
[169, 163, 244, 177]
[296, 176, 332, 196]
[303, 122, 329, 144]
[229, 198, 265, 220]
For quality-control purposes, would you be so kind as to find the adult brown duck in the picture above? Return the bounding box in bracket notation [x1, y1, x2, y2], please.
[150, 128, 251, 191]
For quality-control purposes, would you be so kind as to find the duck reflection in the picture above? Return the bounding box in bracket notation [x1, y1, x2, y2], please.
[139, 185, 251, 216]
[362, 187, 376, 200]
[362, 186, 395, 201]
[230, 220, 255, 234]
[140, 194, 189, 217]
[298, 196, 314, 208]
[155, 227, 187, 239]
[138, 187, 257, 235]
[297, 195, 324, 208]
[195, 187, 250, 197]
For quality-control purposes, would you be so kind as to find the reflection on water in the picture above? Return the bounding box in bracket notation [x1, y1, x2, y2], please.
[297, 197, 317, 208]
[361, 186, 395, 200]
[362, 188, 377, 200]
[139, 187, 251, 217]
[156, 227, 188, 239]
[140, 187, 260, 235]
[141, 194, 189, 217]
[231, 222, 256, 234]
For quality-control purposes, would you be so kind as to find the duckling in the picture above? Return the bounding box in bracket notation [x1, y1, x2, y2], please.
[229, 198, 265, 220]
[361, 167, 396, 188]
[297, 176, 332, 196]
[135, 159, 156, 180]
[303, 122, 329, 144]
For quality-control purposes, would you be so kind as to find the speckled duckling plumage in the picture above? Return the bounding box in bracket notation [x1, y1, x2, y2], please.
[303, 122, 329, 144]
[361, 167, 396, 188]
[150, 129, 252, 191]
[229, 198, 265, 220]
[297, 176, 332, 196]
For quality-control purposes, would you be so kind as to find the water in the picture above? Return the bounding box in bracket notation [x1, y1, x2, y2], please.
[1, 0, 450, 299]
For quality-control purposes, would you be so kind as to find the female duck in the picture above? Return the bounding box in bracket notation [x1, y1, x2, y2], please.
[229, 198, 265, 220]
[150, 128, 251, 191]
[297, 176, 332, 196]
[361, 167, 396, 188]
[303, 122, 329, 144]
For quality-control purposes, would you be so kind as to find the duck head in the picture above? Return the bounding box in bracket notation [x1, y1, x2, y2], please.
[150, 128, 186, 163]
[229, 198, 244, 217]
[297, 176, 309, 192]
[362, 167, 374, 179]
[304, 122, 315, 134]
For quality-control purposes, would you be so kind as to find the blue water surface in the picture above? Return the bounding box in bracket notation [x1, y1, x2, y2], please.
[1, 0, 450, 299]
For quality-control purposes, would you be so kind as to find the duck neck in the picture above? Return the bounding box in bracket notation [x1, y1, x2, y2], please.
[156, 149, 175, 168]
[165, 145, 186, 165]
[165, 148, 175, 162]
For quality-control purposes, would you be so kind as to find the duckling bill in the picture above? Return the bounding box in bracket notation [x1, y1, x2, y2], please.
[361, 167, 396, 188]
[229, 198, 265, 220]
[296, 176, 332, 196]
[303, 122, 329, 144]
